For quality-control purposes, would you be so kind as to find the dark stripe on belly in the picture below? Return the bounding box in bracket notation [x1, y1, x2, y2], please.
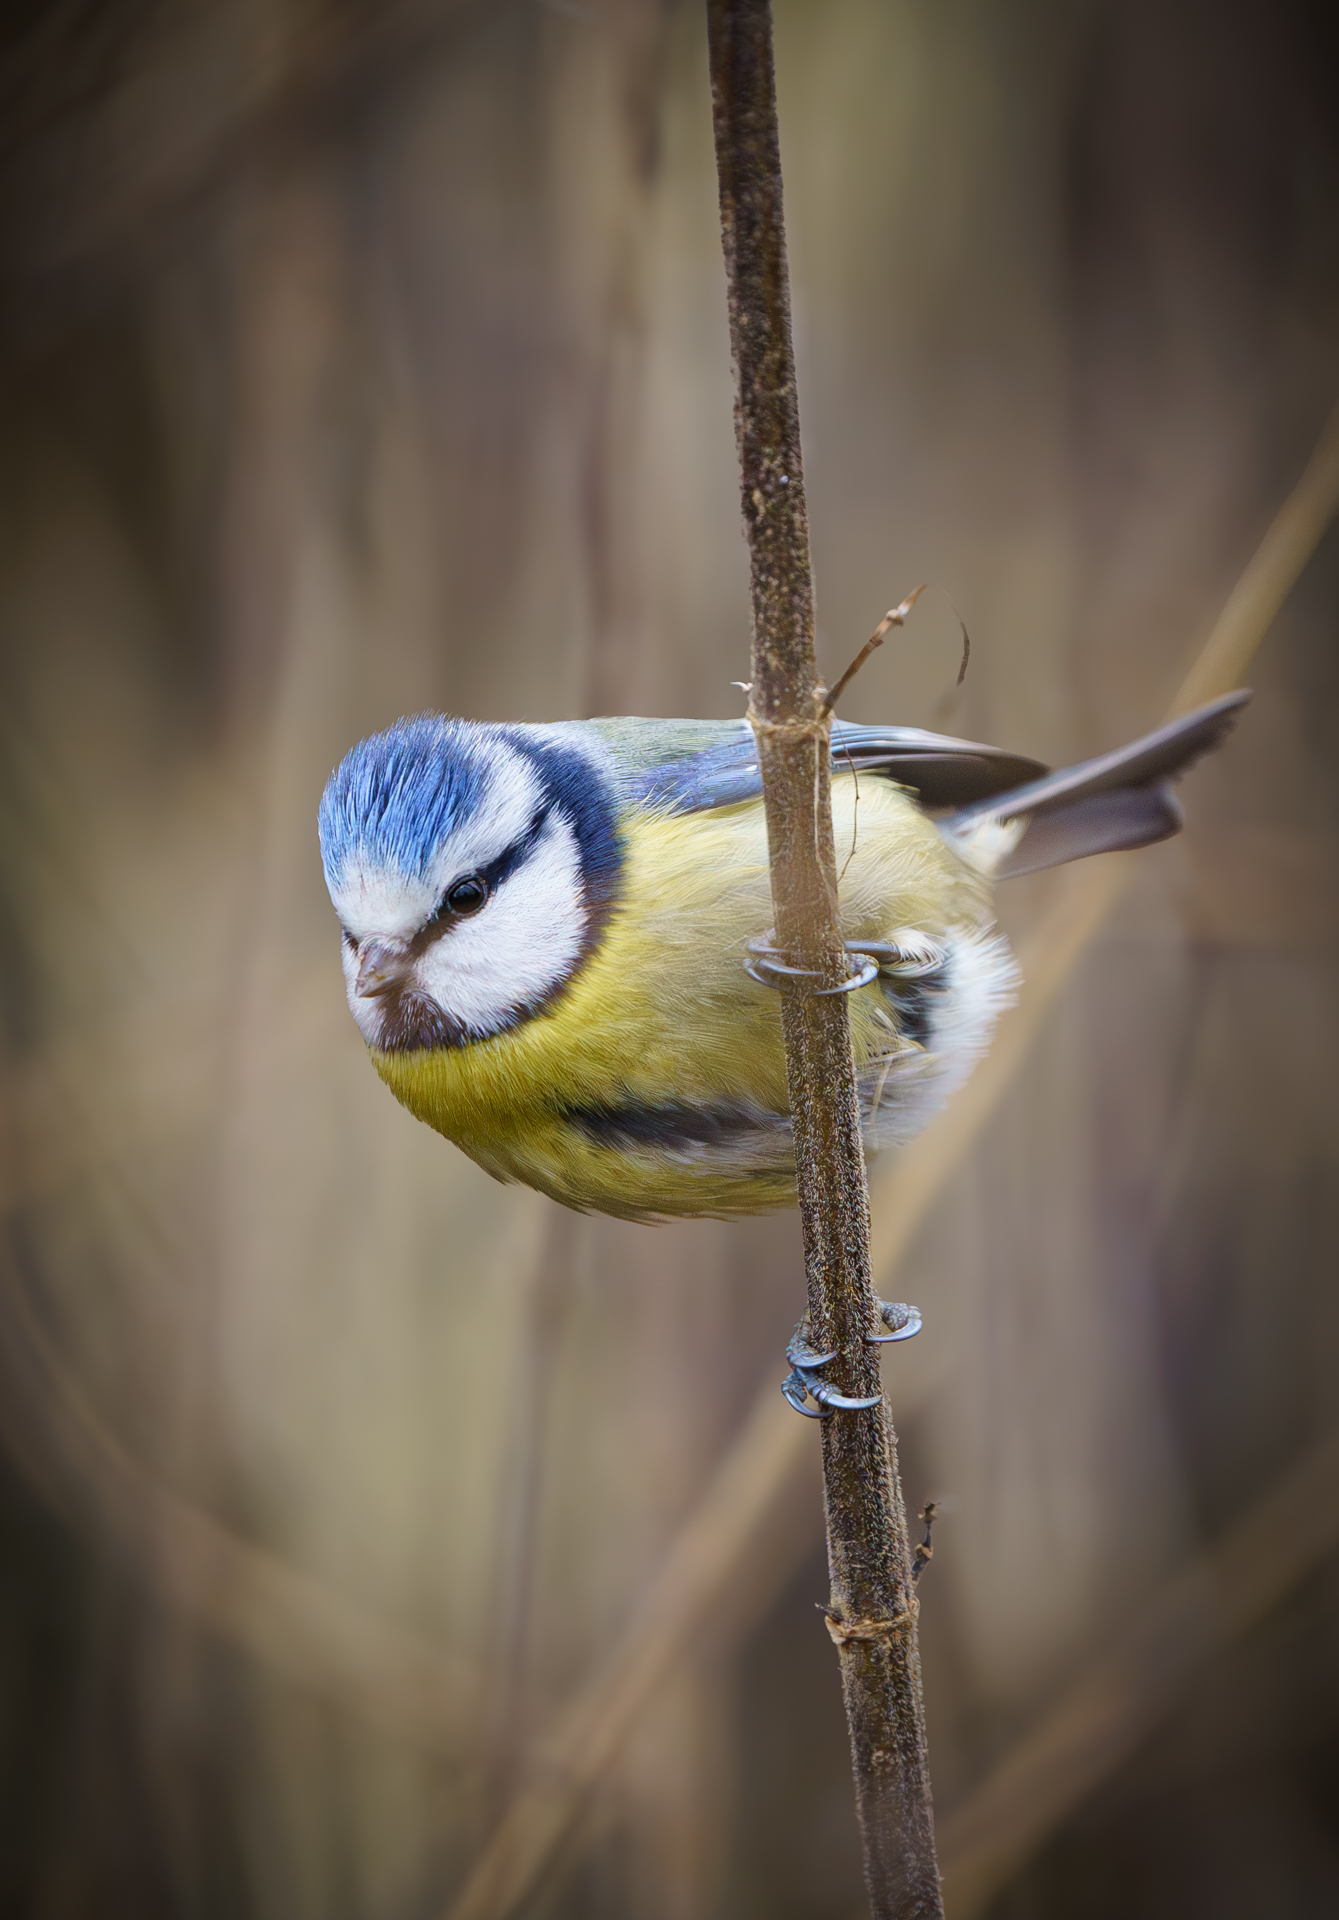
[564, 1099, 786, 1152]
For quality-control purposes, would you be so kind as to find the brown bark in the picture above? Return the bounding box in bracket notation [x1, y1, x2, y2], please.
[705, 4, 943, 1914]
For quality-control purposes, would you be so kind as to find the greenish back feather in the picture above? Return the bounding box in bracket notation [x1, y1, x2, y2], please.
[581, 715, 747, 771]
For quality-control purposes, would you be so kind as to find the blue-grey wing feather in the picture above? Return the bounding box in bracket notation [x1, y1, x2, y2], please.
[588, 715, 1048, 815]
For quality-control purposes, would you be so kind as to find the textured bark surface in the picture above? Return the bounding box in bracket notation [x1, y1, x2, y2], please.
[705, 4, 944, 1914]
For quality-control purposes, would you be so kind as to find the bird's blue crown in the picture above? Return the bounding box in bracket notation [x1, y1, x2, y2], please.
[318, 715, 487, 888]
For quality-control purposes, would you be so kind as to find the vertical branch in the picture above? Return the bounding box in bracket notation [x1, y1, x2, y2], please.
[705, 5, 944, 1916]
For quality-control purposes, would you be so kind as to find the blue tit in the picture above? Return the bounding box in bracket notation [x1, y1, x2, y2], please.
[317, 691, 1248, 1221]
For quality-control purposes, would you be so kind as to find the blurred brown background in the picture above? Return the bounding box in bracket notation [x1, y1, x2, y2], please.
[2, 1, 1338, 1916]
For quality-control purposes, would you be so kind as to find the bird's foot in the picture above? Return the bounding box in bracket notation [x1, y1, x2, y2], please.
[780, 1300, 921, 1417]
[744, 935, 879, 996]
[744, 931, 946, 996]
[781, 1325, 882, 1418]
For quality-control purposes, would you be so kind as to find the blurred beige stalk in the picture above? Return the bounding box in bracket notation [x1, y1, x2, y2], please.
[0, 1259, 476, 1746]
[938, 1418, 1339, 1916]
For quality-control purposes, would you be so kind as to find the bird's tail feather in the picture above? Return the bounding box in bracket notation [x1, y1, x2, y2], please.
[941, 689, 1251, 879]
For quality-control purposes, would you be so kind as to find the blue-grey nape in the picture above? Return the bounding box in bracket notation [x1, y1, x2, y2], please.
[319, 715, 489, 890]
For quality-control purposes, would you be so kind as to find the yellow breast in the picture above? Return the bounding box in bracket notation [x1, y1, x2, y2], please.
[370, 778, 988, 1217]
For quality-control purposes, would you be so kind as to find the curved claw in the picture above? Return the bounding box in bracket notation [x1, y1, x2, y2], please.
[813, 953, 879, 996]
[781, 1369, 829, 1418]
[746, 935, 880, 996]
[745, 954, 825, 984]
[846, 934, 945, 979]
[786, 1333, 839, 1372]
[808, 1379, 883, 1412]
[868, 1299, 922, 1344]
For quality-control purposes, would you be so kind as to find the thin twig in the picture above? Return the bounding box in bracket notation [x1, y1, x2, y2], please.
[911, 1504, 936, 1586]
[706, 5, 941, 1916]
[822, 584, 928, 715]
[432, 398, 1339, 1920]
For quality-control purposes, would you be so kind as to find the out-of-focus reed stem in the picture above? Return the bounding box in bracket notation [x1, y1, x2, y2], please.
[0, 1254, 476, 1745]
[441, 1383, 815, 1920]
[483, 1206, 581, 1816]
[433, 399, 1339, 1920]
[705, 4, 941, 1914]
[869, 396, 1339, 1269]
[937, 1421, 1339, 1916]
[1169, 403, 1339, 715]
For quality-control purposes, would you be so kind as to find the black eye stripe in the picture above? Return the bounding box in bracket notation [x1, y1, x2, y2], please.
[475, 802, 551, 893]
[426, 803, 553, 935]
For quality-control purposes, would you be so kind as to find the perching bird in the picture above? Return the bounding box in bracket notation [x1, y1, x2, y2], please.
[318, 691, 1248, 1222]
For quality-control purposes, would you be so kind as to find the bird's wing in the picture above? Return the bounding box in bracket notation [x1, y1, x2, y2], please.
[828, 723, 1048, 806]
[583, 715, 1049, 814]
[942, 690, 1251, 878]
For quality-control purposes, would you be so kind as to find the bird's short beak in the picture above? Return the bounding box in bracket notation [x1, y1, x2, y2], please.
[355, 939, 410, 1000]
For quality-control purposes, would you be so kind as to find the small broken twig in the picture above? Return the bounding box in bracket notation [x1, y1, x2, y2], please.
[821, 584, 928, 715]
[911, 1503, 936, 1585]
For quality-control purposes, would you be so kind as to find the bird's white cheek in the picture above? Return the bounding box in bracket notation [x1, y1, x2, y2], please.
[415, 818, 587, 1034]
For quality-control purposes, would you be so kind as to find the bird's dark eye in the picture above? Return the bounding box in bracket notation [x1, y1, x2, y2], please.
[444, 874, 488, 916]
